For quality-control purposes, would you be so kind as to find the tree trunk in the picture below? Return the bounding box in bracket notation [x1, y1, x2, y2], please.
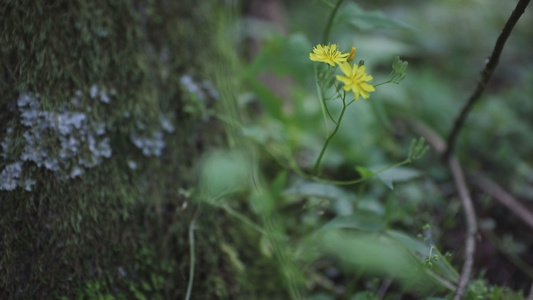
[0, 1, 278, 299]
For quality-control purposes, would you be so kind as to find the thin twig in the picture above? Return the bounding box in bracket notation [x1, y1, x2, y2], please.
[185, 206, 202, 300]
[448, 157, 477, 300]
[444, 0, 531, 159]
[468, 174, 533, 231]
[409, 120, 477, 300]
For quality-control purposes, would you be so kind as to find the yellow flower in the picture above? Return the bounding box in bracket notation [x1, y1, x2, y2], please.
[309, 44, 349, 66]
[336, 63, 375, 100]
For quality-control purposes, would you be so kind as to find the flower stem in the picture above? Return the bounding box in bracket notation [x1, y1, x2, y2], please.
[314, 65, 331, 131]
[323, 92, 338, 125]
[322, 0, 344, 44]
[373, 80, 391, 87]
[313, 97, 347, 175]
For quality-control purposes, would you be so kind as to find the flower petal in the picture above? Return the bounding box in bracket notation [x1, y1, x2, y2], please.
[339, 63, 352, 76]
[360, 82, 375, 92]
[336, 75, 351, 85]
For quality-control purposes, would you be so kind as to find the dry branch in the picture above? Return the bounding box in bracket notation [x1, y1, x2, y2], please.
[444, 0, 531, 159]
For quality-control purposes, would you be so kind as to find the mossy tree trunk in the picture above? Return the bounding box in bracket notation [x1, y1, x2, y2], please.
[0, 1, 280, 299]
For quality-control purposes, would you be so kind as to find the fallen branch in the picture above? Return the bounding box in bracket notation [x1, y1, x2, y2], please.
[444, 0, 531, 159]
[468, 174, 533, 231]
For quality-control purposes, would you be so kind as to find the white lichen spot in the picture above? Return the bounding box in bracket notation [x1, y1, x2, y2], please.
[44, 157, 60, 171]
[70, 166, 84, 178]
[180, 75, 205, 101]
[98, 138, 112, 158]
[0, 162, 22, 191]
[1, 135, 12, 159]
[180, 75, 220, 102]
[135, 121, 146, 130]
[160, 115, 175, 133]
[99, 90, 110, 104]
[127, 160, 138, 170]
[1, 91, 114, 190]
[90, 85, 99, 99]
[94, 122, 106, 136]
[118, 266, 127, 277]
[130, 131, 165, 157]
[89, 84, 112, 103]
[97, 28, 108, 37]
[23, 178, 36, 191]
[202, 80, 219, 100]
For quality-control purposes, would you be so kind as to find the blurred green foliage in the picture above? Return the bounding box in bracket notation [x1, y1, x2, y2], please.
[224, 0, 533, 298]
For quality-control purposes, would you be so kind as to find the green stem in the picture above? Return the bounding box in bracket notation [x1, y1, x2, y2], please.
[222, 204, 266, 235]
[322, 0, 345, 44]
[314, 65, 331, 130]
[322, 94, 338, 125]
[346, 99, 356, 106]
[373, 80, 391, 87]
[322, 70, 340, 124]
[313, 97, 348, 175]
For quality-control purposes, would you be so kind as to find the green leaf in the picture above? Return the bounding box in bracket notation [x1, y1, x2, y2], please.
[376, 167, 421, 190]
[250, 190, 274, 215]
[245, 33, 313, 83]
[316, 230, 433, 291]
[245, 77, 284, 121]
[319, 211, 386, 232]
[283, 181, 354, 215]
[385, 230, 459, 283]
[271, 170, 288, 199]
[338, 3, 412, 31]
[355, 166, 375, 179]
[199, 149, 251, 199]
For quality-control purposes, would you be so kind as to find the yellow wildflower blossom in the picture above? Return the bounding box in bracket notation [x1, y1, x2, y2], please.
[336, 63, 375, 100]
[309, 44, 349, 66]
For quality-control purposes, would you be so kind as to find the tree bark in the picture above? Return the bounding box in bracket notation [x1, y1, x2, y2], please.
[0, 1, 276, 299]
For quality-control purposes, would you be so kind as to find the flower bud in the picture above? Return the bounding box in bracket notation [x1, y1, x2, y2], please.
[346, 47, 356, 62]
